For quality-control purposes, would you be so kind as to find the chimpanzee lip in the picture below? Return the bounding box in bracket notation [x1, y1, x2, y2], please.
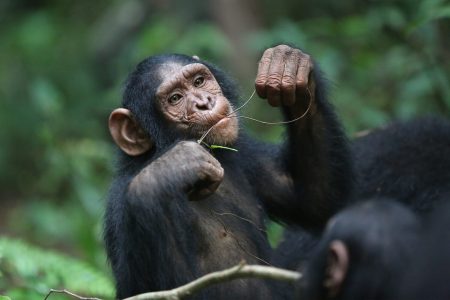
[205, 103, 232, 125]
[214, 117, 229, 127]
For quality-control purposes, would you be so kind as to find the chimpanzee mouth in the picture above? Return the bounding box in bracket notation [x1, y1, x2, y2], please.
[208, 117, 229, 131]
[193, 102, 238, 145]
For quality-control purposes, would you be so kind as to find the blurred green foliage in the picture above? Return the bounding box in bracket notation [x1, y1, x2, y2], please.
[0, 0, 448, 298]
[0, 237, 114, 299]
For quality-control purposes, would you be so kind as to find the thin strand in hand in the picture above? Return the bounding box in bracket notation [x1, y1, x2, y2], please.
[238, 96, 311, 125]
[228, 87, 313, 125]
[227, 89, 256, 116]
[198, 87, 313, 145]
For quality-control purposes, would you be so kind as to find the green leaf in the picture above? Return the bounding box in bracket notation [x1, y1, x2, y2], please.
[209, 145, 238, 152]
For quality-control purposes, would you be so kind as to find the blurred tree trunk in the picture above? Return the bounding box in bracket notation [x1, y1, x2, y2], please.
[209, 0, 264, 81]
[89, 0, 170, 86]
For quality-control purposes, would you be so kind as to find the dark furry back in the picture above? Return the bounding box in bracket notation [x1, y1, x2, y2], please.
[352, 116, 450, 213]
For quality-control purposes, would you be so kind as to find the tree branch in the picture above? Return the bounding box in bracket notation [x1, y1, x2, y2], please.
[44, 289, 102, 300]
[123, 262, 301, 300]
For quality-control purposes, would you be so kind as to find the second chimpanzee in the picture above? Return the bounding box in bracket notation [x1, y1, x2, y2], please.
[275, 116, 450, 272]
[297, 200, 422, 300]
[104, 45, 352, 299]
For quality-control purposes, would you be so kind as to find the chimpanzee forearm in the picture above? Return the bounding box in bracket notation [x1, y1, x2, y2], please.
[254, 45, 353, 229]
[280, 71, 352, 228]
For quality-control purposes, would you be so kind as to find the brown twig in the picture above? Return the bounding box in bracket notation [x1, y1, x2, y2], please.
[123, 262, 301, 300]
[43, 289, 102, 300]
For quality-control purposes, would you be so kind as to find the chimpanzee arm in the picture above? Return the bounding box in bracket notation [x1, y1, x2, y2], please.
[104, 141, 223, 298]
[253, 45, 353, 229]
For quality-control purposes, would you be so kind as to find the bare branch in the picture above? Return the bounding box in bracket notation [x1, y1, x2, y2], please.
[43, 289, 102, 300]
[123, 262, 301, 300]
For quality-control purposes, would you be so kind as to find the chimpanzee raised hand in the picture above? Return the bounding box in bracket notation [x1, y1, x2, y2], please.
[104, 45, 352, 299]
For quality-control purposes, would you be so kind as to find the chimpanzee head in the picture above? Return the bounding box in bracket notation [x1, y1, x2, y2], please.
[108, 54, 240, 157]
[298, 200, 421, 300]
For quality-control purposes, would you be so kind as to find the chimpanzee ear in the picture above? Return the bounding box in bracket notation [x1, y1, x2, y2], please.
[323, 240, 349, 298]
[108, 108, 153, 156]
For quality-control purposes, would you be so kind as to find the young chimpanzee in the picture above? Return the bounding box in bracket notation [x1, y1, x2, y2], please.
[297, 200, 422, 300]
[104, 45, 352, 299]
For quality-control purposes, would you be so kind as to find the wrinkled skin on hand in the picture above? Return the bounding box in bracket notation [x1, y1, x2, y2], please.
[255, 44, 314, 107]
[129, 141, 224, 201]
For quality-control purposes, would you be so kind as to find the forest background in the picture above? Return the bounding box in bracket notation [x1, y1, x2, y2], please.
[0, 0, 449, 299]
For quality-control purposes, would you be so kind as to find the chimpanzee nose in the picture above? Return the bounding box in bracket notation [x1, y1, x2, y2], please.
[195, 96, 215, 111]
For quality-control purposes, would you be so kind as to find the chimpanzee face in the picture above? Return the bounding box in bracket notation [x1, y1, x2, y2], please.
[156, 62, 238, 146]
[108, 61, 239, 157]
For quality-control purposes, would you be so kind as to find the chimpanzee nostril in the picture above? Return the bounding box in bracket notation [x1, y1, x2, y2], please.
[207, 96, 216, 109]
[195, 97, 209, 111]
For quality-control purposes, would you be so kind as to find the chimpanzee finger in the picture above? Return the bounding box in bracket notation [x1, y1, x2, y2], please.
[255, 48, 273, 99]
[281, 51, 299, 106]
[266, 48, 286, 107]
[296, 54, 313, 98]
[188, 162, 224, 201]
[205, 156, 222, 172]
[188, 180, 221, 201]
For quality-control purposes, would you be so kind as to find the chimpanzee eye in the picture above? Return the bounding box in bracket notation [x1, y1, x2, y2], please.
[168, 93, 182, 105]
[193, 76, 205, 87]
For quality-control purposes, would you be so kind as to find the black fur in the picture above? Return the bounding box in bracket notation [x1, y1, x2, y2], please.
[352, 116, 450, 213]
[396, 202, 450, 300]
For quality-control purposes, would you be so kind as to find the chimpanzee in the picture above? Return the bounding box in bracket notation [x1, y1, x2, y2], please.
[104, 45, 352, 299]
[296, 200, 422, 300]
[275, 116, 450, 272]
